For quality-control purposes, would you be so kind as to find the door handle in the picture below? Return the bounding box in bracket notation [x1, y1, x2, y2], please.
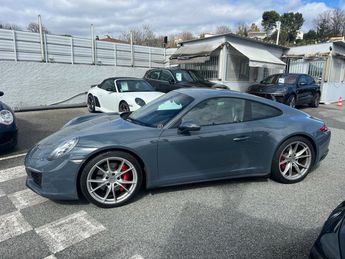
[233, 136, 250, 142]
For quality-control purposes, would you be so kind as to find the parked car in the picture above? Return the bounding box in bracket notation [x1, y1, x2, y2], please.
[87, 77, 164, 113]
[247, 73, 321, 108]
[0, 91, 17, 152]
[143, 68, 228, 93]
[310, 201, 345, 259]
[25, 88, 330, 208]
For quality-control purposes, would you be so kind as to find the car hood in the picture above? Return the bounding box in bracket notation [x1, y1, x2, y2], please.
[248, 83, 287, 93]
[36, 114, 143, 147]
[176, 81, 215, 88]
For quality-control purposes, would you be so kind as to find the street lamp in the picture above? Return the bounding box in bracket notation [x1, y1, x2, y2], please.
[276, 21, 281, 45]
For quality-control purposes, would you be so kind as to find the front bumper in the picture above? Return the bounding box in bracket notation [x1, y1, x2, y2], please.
[25, 151, 83, 200]
[248, 92, 287, 104]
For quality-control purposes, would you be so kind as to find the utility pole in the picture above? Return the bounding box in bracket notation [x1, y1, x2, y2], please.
[276, 21, 281, 45]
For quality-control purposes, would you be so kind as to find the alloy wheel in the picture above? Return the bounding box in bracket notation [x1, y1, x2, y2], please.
[86, 157, 138, 205]
[289, 96, 296, 108]
[119, 102, 130, 112]
[279, 141, 312, 180]
[87, 95, 95, 112]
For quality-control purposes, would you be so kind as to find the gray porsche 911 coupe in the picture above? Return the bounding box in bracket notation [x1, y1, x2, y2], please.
[25, 88, 331, 208]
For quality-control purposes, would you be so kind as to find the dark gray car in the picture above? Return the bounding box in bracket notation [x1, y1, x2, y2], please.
[247, 73, 321, 108]
[25, 89, 331, 208]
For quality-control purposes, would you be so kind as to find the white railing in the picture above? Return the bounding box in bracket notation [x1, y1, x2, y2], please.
[0, 28, 169, 68]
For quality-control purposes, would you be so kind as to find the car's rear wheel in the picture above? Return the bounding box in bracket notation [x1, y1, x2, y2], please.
[87, 94, 96, 113]
[119, 101, 130, 112]
[80, 151, 143, 208]
[287, 95, 296, 108]
[310, 93, 320, 108]
[271, 136, 315, 184]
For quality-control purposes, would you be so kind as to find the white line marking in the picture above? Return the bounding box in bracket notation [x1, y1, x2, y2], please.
[0, 188, 5, 198]
[130, 255, 145, 259]
[0, 166, 26, 183]
[0, 211, 33, 243]
[0, 153, 27, 161]
[35, 210, 106, 254]
[8, 189, 48, 210]
[43, 255, 57, 259]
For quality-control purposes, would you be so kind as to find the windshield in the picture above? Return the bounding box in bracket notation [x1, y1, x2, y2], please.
[188, 70, 206, 82]
[172, 70, 195, 82]
[261, 74, 298, 85]
[127, 92, 194, 128]
[116, 80, 154, 92]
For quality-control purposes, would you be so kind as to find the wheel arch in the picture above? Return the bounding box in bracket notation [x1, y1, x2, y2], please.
[76, 147, 148, 199]
[270, 133, 318, 173]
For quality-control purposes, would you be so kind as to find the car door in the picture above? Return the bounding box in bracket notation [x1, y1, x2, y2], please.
[296, 75, 312, 104]
[157, 70, 176, 93]
[98, 79, 117, 112]
[144, 70, 162, 91]
[156, 97, 260, 185]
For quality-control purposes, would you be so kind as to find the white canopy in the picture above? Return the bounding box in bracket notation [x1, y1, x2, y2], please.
[169, 43, 222, 64]
[228, 42, 286, 69]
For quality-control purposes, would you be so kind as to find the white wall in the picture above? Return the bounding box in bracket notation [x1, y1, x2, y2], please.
[0, 61, 148, 110]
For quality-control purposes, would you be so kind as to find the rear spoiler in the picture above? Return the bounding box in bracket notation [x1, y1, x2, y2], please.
[91, 84, 98, 88]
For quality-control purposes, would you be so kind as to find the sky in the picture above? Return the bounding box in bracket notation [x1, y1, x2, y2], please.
[0, 0, 343, 38]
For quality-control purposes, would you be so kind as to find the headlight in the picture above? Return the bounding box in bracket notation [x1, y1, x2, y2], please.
[135, 98, 146, 107]
[48, 138, 78, 160]
[0, 110, 14, 125]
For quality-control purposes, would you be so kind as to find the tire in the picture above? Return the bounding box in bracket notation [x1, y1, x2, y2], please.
[87, 94, 96, 113]
[271, 136, 315, 184]
[286, 95, 296, 108]
[310, 93, 320, 108]
[119, 101, 130, 112]
[80, 151, 143, 208]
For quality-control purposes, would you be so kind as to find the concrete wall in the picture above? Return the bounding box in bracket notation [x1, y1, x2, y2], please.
[0, 61, 148, 110]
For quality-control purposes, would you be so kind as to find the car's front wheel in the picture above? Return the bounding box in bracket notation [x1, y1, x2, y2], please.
[271, 136, 315, 184]
[287, 95, 296, 108]
[80, 151, 143, 208]
[87, 94, 96, 113]
[119, 101, 130, 112]
[310, 93, 320, 108]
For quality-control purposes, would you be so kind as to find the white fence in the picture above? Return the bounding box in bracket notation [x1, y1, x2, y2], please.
[0, 28, 168, 68]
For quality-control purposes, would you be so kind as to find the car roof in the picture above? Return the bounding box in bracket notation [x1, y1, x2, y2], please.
[174, 88, 296, 112]
[104, 77, 143, 81]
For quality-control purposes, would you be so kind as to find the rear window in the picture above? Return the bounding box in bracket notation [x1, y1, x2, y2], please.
[250, 101, 282, 120]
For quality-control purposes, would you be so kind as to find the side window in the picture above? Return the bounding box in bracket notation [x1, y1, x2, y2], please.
[250, 101, 282, 120]
[182, 98, 246, 126]
[100, 79, 115, 91]
[307, 76, 315, 84]
[159, 70, 173, 82]
[148, 70, 160, 80]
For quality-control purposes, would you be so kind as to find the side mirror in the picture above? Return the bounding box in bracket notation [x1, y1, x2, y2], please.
[299, 82, 307, 87]
[0, 91, 3, 97]
[178, 121, 201, 134]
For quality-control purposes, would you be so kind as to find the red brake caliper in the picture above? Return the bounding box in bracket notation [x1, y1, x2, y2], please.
[280, 156, 286, 171]
[120, 164, 129, 192]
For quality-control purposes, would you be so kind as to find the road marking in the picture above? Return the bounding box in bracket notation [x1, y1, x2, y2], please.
[44, 255, 57, 259]
[8, 189, 48, 210]
[0, 188, 5, 198]
[0, 166, 26, 183]
[35, 210, 106, 254]
[0, 153, 27, 161]
[0, 211, 33, 243]
[130, 255, 145, 259]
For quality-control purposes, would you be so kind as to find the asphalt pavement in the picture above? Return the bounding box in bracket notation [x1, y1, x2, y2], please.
[0, 104, 344, 259]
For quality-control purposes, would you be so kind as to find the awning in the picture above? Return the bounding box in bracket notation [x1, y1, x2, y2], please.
[169, 43, 222, 64]
[228, 42, 286, 69]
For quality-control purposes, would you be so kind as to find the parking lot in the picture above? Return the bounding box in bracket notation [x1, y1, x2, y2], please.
[0, 104, 344, 259]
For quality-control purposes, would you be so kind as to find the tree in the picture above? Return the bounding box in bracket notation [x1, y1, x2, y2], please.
[314, 9, 345, 42]
[261, 10, 280, 32]
[304, 30, 317, 43]
[249, 23, 260, 32]
[236, 24, 248, 37]
[280, 12, 304, 43]
[0, 23, 21, 30]
[27, 22, 49, 34]
[215, 25, 231, 34]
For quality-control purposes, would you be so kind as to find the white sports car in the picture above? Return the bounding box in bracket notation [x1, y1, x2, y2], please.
[87, 77, 164, 113]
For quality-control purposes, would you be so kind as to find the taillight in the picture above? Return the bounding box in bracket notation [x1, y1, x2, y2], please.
[320, 124, 329, 132]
